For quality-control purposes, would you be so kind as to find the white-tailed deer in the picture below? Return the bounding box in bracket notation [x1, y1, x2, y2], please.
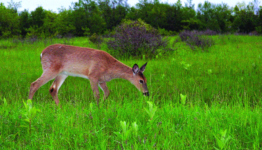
[29, 44, 149, 105]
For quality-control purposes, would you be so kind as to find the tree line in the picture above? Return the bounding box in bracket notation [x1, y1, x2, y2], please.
[1, 0, 262, 38]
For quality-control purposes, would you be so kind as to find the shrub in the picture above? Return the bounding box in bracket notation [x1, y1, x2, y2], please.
[107, 19, 168, 58]
[89, 33, 103, 45]
[249, 31, 259, 36]
[157, 28, 177, 36]
[198, 29, 218, 35]
[179, 30, 215, 51]
[255, 26, 262, 34]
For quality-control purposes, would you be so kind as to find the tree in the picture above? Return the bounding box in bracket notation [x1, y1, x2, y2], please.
[29, 6, 46, 28]
[55, 8, 75, 36]
[98, 0, 129, 31]
[125, 6, 139, 20]
[87, 0, 106, 34]
[253, 0, 260, 15]
[72, 0, 106, 35]
[197, 2, 222, 31]
[213, 3, 232, 32]
[7, 0, 21, 13]
[256, 6, 262, 33]
[26, 6, 46, 38]
[232, 3, 257, 33]
[0, 3, 20, 37]
[98, 0, 113, 29]
[42, 11, 57, 37]
[181, 1, 198, 30]
[19, 9, 30, 38]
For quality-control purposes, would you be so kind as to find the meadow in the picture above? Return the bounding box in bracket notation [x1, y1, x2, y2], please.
[0, 35, 262, 149]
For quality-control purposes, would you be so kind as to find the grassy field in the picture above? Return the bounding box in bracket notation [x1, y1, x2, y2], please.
[0, 35, 262, 149]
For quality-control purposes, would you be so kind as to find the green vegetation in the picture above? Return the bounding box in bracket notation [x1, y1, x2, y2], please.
[1, 0, 262, 38]
[0, 35, 262, 149]
[107, 19, 168, 58]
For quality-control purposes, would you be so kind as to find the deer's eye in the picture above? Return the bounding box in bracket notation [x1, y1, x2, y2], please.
[139, 80, 144, 84]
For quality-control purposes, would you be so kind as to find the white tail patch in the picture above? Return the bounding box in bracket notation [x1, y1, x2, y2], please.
[40, 53, 42, 59]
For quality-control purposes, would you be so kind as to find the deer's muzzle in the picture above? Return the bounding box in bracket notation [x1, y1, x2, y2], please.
[143, 92, 149, 96]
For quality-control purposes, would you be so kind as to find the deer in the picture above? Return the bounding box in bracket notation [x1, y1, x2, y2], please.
[28, 44, 149, 106]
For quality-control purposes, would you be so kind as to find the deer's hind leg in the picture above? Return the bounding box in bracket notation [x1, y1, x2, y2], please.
[99, 82, 110, 99]
[29, 70, 59, 100]
[49, 74, 67, 105]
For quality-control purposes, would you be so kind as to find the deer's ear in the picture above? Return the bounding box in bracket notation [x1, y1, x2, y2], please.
[140, 62, 147, 73]
[132, 64, 140, 74]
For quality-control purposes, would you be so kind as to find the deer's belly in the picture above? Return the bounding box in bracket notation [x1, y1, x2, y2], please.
[61, 71, 89, 79]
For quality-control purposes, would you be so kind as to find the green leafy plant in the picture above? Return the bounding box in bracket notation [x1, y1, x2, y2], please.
[214, 129, 231, 150]
[89, 102, 93, 113]
[144, 101, 157, 121]
[161, 73, 166, 79]
[21, 99, 41, 134]
[208, 69, 213, 75]
[114, 121, 139, 142]
[180, 94, 187, 105]
[1, 98, 9, 117]
[180, 61, 192, 70]
[131, 122, 138, 137]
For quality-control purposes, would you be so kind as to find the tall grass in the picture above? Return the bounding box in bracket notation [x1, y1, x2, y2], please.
[0, 35, 262, 149]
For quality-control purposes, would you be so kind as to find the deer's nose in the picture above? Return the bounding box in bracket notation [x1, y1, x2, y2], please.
[143, 92, 149, 96]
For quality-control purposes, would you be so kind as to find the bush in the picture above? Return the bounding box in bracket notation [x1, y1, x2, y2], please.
[158, 28, 177, 36]
[89, 33, 103, 45]
[255, 26, 262, 34]
[179, 30, 215, 51]
[107, 19, 168, 58]
[198, 29, 218, 35]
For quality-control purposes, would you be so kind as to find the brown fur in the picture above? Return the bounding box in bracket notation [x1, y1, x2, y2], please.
[29, 44, 149, 106]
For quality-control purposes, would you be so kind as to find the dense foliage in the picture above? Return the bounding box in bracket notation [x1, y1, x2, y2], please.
[0, 0, 262, 38]
[107, 19, 168, 58]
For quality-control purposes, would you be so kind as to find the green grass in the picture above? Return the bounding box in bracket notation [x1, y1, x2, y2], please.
[0, 35, 262, 149]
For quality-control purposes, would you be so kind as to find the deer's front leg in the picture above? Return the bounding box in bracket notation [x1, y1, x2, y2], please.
[90, 79, 100, 106]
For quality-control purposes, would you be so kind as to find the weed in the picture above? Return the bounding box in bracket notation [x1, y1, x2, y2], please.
[20, 99, 41, 134]
[180, 61, 192, 70]
[180, 94, 187, 105]
[114, 121, 139, 147]
[144, 101, 157, 121]
[214, 129, 231, 150]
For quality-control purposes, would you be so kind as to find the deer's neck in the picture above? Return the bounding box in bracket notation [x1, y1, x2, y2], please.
[111, 61, 133, 81]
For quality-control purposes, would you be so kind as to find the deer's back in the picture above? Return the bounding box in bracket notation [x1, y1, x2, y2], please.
[40, 44, 118, 76]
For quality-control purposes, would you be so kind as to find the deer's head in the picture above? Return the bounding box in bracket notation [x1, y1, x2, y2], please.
[131, 63, 149, 96]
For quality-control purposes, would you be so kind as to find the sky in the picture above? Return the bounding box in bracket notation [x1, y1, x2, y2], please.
[1, 0, 257, 12]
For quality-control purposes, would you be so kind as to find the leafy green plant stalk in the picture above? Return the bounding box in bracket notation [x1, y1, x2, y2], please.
[114, 121, 139, 148]
[214, 129, 231, 150]
[180, 94, 187, 105]
[144, 101, 157, 121]
[1, 98, 9, 117]
[21, 99, 41, 134]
